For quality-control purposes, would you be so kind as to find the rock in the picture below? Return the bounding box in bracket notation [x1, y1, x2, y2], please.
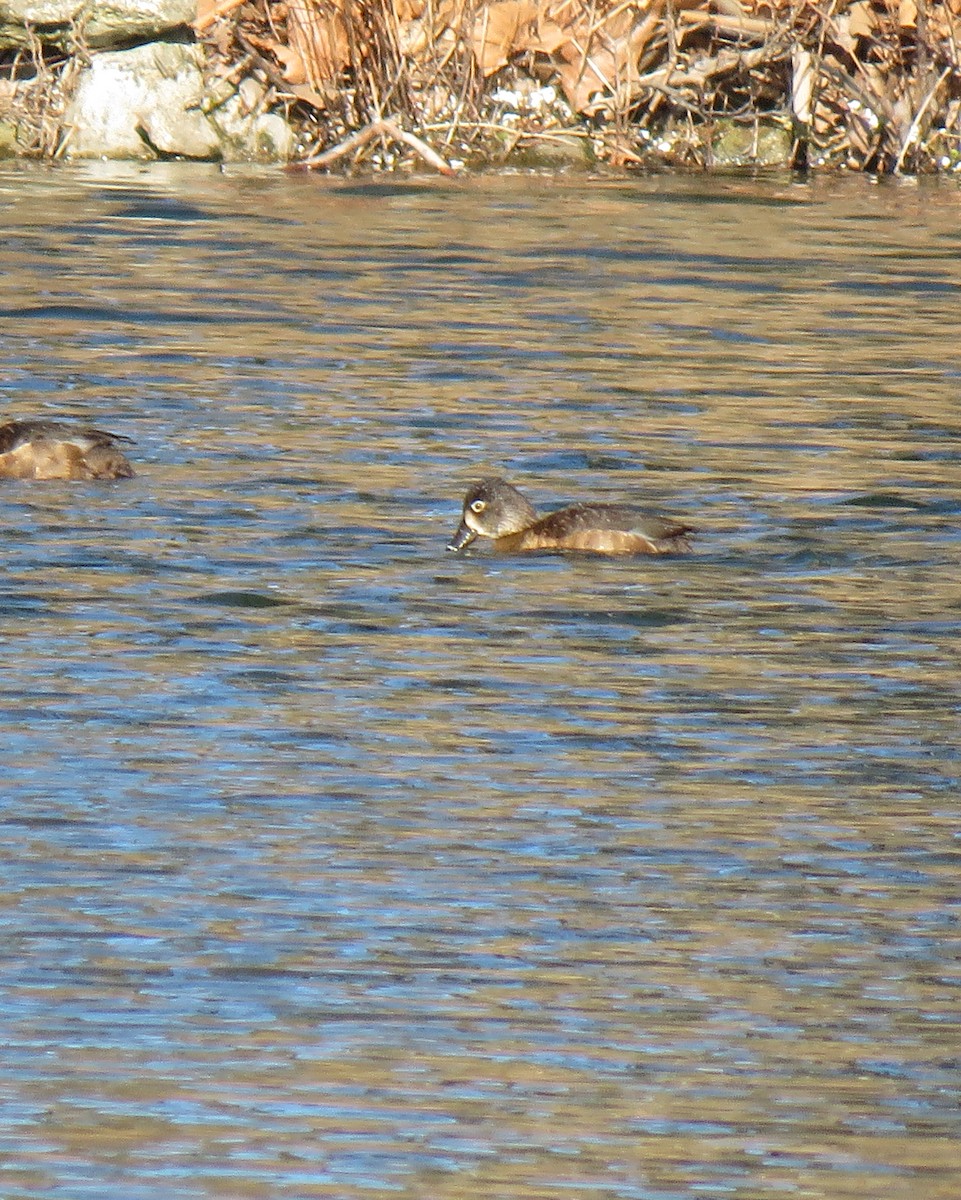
[503, 132, 594, 170]
[64, 41, 220, 160]
[206, 77, 296, 163]
[63, 41, 296, 162]
[0, 119, 19, 157]
[711, 120, 792, 168]
[0, 0, 195, 51]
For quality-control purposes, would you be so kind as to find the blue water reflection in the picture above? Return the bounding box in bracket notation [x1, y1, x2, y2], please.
[0, 164, 959, 1200]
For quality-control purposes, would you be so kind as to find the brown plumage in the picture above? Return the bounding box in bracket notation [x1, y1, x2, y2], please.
[0, 420, 135, 480]
[448, 476, 694, 556]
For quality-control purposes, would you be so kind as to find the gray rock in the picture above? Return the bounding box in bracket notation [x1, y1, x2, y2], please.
[0, 0, 194, 50]
[711, 120, 792, 168]
[206, 77, 295, 163]
[63, 41, 296, 162]
[503, 133, 594, 170]
[64, 41, 220, 160]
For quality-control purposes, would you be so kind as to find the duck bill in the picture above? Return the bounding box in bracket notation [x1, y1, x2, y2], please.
[447, 521, 477, 552]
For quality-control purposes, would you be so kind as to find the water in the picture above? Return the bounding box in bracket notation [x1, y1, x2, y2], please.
[0, 163, 959, 1200]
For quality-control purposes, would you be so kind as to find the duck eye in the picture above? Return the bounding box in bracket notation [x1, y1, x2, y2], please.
[470, 499, 486, 513]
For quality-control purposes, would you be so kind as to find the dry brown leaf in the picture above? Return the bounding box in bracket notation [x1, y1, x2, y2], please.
[830, 8, 858, 54]
[398, 0, 460, 56]
[471, 0, 540, 76]
[207, 22, 234, 55]
[897, 0, 915, 27]
[848, 1, 877, 40]
[928, 0, 961, 39]
[547, 5, 660, 113]
[553, 44, 614, 112]
[244, 31, 289, 54]
[289, 82, 335, 110]
[399, 17, 431, 56]
[193, 0, 249, 32]
[394, 0, 425, 20]
[261, 41, 303, 82]
[533, 16, 567, 54]
[241, 31, 308, 84]
[194, 0, 222, 25]
[287, 0, 350, 90]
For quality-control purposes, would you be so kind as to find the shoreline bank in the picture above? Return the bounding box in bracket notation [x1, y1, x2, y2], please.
[1, 0, 958, 174]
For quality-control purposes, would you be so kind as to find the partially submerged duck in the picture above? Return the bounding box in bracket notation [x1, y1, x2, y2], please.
[448, 476, 694, 556]
[0, 420, 135, 480]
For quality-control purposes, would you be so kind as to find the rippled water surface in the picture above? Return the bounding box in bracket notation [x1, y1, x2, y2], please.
[1, 163, 959, 1200]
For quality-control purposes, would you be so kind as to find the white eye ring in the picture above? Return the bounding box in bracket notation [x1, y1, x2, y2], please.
[470, 499, 486, 513]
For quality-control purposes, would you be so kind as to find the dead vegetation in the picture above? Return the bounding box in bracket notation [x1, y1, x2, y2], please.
[192, 0, 961, 173]
[0, 36, 81, 158]
[2, 1, 959, 171]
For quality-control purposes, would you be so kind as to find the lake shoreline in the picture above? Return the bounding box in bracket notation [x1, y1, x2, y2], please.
[1, 1, 959, 174]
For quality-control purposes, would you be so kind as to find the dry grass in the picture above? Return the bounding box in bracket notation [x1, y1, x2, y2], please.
[3, 0, 959, 171]
[192, 0, 961, 172]
[0, 33, 83, 158]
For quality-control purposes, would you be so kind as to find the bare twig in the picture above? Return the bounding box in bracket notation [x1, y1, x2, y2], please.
[387, 118, 458, 174]
[297, 115, 456, 174]
[677, 7, 774, 41]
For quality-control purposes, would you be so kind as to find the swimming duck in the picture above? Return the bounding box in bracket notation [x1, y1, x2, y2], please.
[0, 420, 135, 480]
[448, 476, 694, 556]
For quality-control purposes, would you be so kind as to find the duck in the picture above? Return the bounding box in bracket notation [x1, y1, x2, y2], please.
[0, 419, 135, 480]
[448, 476, 694, 556]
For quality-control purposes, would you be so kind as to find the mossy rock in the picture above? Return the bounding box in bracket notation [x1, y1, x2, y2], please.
[0, 120, 20, 158]
[0, 0, 194, 51]
[712, 120, 792, 167]
[503, 133, 594, 170]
